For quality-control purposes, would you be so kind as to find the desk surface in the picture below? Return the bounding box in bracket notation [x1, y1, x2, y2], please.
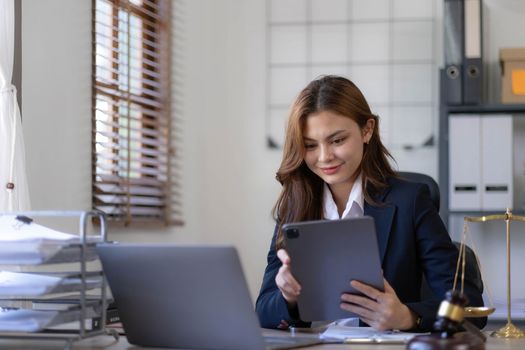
[2, 329, 525, 350]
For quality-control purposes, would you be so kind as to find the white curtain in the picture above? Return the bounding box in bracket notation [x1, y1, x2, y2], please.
[0, 0, 30, 211]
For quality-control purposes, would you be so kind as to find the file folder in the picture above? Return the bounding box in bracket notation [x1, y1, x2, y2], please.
[481, 115, 513, 210]
[463, 0, 483, 105]
[449, 115, 481, 210]
[444, 0, 464, 105]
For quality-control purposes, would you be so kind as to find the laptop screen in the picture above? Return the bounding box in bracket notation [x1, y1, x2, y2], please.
[97, 243, 267, 349]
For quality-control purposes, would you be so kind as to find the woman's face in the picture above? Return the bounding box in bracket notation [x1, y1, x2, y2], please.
[303, 110, 374, 194]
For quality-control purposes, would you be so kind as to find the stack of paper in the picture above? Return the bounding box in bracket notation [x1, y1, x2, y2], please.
[0, 309, 60, 332]
[0, 215, 101, 264]
[0, 214, 106, 333]
[321, 324, 422, 344]
[0, 308, 99, 333]
[0, 271, 102, 297]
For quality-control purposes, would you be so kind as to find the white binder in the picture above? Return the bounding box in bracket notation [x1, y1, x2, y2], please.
[449, 115, 481, 210]
[481, 115, 513, 210]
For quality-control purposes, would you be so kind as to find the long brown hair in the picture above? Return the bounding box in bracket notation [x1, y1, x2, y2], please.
[273, 75, 396, 248]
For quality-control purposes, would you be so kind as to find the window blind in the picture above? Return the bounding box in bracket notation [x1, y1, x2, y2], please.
[92, 0, 178, 225]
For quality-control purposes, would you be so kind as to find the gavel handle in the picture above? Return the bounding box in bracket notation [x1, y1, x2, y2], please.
[462, 319, 487, 342]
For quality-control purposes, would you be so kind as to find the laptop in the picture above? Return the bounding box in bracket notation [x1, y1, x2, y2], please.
[96, 243, 321, 350]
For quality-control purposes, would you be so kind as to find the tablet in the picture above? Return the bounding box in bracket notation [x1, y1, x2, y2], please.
[283, 216, 384, 321]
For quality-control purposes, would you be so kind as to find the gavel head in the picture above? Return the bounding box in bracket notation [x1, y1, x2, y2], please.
[433, 290, 469, 338]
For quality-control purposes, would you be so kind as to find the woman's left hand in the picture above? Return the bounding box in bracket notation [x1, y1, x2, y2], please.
[340, 278, 417, 331]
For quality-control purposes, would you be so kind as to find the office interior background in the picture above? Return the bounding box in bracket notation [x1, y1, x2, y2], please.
[17, 0, 525, 309]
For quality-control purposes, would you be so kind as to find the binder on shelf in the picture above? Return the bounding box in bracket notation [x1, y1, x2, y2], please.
[481, 115, 513, 210]
[463, 0, 483, 105]
[444, 0, 464, 105]
[449, 115, 481, 210]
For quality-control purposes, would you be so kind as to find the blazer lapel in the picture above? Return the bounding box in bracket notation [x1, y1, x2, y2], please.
[364, 186, 396, 263]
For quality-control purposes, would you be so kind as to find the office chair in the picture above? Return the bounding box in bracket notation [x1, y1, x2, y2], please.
[397, 171, 484, 297]
[398, 171, 440, 212]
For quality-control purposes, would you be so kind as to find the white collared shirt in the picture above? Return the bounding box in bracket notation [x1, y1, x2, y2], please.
[323, 173, 364, 220]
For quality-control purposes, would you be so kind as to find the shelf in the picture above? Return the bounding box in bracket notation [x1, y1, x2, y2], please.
[445, 104, 525, 114]
[0, 211, 117, 347]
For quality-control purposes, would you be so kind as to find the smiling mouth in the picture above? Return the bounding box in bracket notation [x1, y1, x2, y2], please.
[320, 165, 340, 175]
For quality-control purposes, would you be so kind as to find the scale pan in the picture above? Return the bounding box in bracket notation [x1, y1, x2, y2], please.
[464, 306, 495, 317]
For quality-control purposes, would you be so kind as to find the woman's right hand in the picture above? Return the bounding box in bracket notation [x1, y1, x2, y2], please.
[275, 249, 302, 305]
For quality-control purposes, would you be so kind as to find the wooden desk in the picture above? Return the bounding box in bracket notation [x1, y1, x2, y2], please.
[2, 329, 525, 349]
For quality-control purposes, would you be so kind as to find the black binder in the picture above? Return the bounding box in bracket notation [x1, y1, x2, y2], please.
[444, 0, 464, 105]
[462, 0, 483, 104]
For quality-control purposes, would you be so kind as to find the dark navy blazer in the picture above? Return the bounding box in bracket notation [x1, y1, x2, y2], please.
[255, 177, 486, 331]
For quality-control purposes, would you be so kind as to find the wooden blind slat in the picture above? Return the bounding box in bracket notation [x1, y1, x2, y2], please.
[94, 109, 169, 129]
[96, 174, 166, 187]
[95, 161, 168, 177]
[94, 25, 162, 52]
[94, 45, 161, 67]
[95, 54, 160, 80]
[94, 35, 162, 63]
[95, 85, 164, 109]
[95, 155, 167, 170]
[94, 205, 165, 217]
[95, 161, 168, 174]
[94, 129, 168, 148]
[95, 141, 169, 158]
[95, 138, 169, 155]
[95, 3, 163, 28]
[94, 16, 162, 41]
[95, 183, 164, 196]
[94, 78, 163, 99]
[94, 194, 164, 206]
[95, 72, 161, 91]
[94, 50, 161, 72]
[94, 71, 163, 91]
[95, 119, 166, 139]
[94, 97, 166, 120]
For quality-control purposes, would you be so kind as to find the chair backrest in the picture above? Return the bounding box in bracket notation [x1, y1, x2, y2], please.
[398, 171, 440, 212]
[419, 241, 484, 299]
[397, 172, 484, 298]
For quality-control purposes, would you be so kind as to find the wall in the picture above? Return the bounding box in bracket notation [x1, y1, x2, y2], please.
[22, 0, 92, 212]
[21, 0, 277, 299]
[21, 0, 525, 305]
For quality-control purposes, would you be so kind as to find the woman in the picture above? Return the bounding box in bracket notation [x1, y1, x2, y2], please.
[255, 75, 485, 332]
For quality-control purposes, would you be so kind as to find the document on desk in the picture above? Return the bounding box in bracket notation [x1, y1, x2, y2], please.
[0, 215, 79, 242]
[0, 308, 99, 332]
[0, 271, 102, 297]
[0, 309, 59, 332]
[321, 324, 423, 344]
[0, 215, 100, 264]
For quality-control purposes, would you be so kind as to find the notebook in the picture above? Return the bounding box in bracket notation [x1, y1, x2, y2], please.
[96, 243, 321, 350]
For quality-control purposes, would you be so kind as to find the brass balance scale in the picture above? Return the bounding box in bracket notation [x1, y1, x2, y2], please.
[461, 208, 525, 338]
[408, 209, 524, 350]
